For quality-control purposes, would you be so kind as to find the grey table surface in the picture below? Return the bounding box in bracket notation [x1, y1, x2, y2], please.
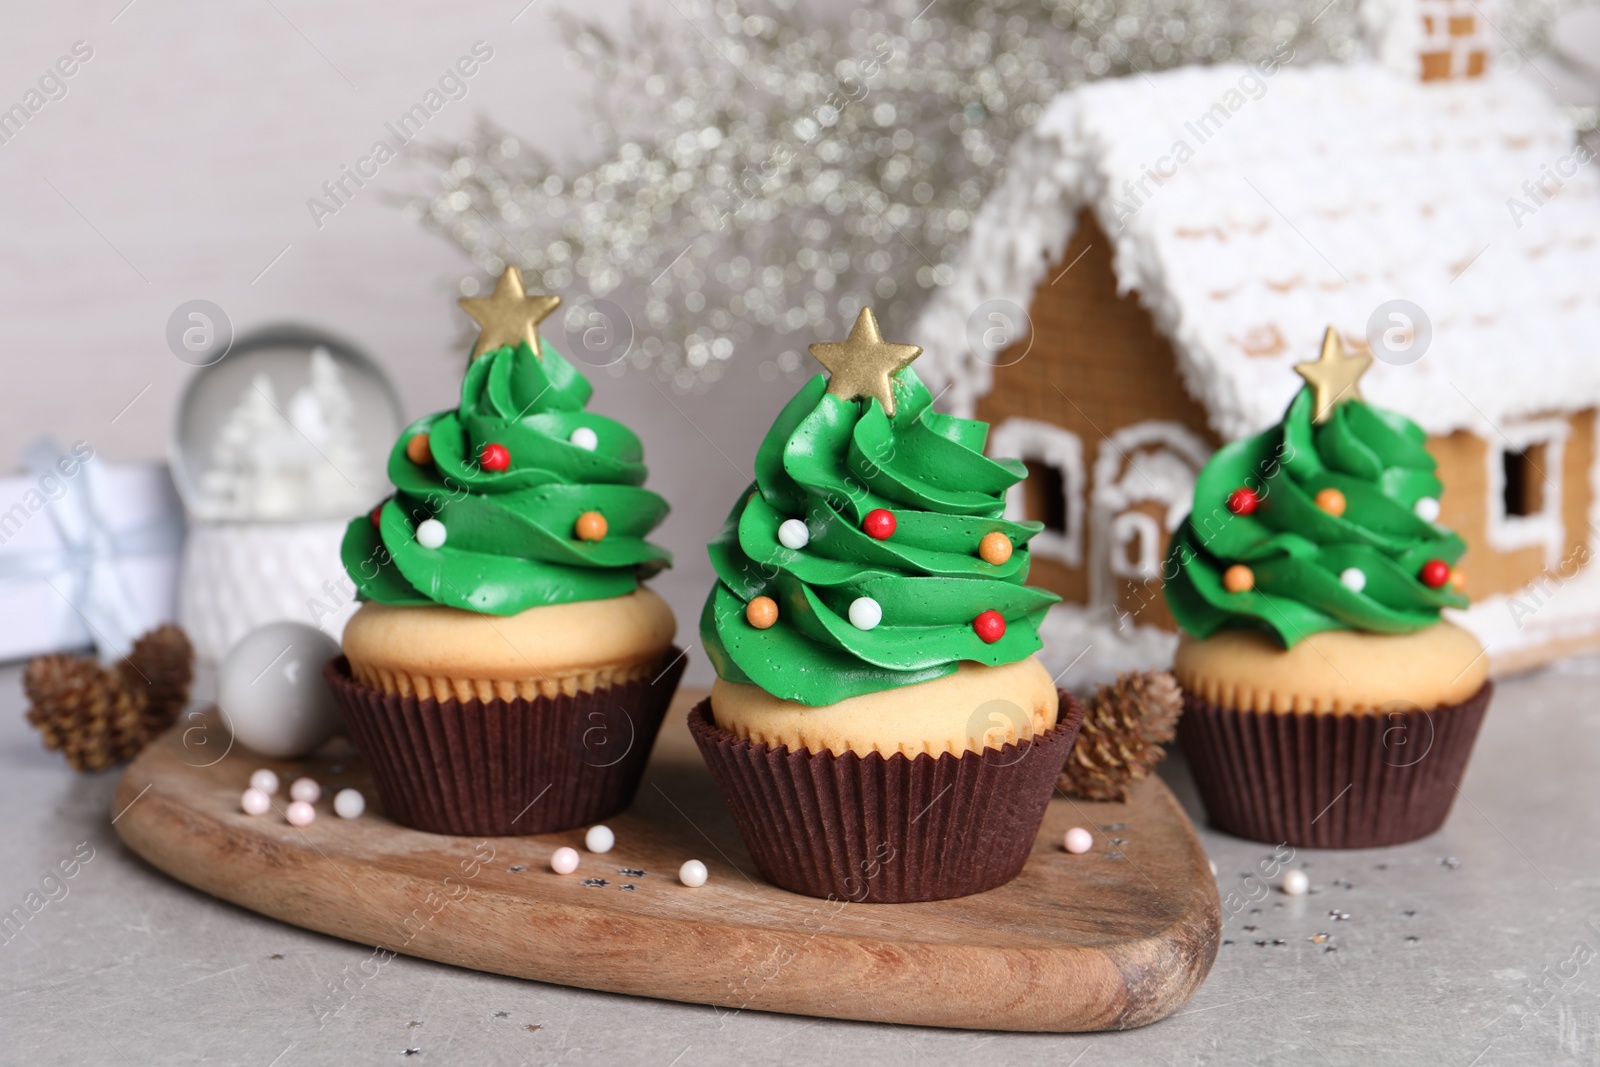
[3, 657, 1598, 1067]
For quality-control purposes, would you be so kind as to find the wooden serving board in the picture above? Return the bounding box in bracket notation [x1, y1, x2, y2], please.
[113, 690, 1220, 1032]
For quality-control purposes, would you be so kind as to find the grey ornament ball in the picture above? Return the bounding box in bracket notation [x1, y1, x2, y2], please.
[219, 622, 343, 758]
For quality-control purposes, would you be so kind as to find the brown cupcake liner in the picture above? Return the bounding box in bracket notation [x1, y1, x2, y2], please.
[688, 690, 1085, 903]
[324, 647, 686, 837]
[1177, 681, 1493, 849]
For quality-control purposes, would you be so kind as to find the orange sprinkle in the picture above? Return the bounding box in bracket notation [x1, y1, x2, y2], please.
[745, 596, 779, 629]
[575, 511, 608, 542]
[978, 531, 1013, 566]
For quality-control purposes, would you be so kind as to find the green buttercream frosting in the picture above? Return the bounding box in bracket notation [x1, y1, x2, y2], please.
[341, 338, 670, 614]
[1163, 387, 1468, 647]
[700, 368, 1060, 707]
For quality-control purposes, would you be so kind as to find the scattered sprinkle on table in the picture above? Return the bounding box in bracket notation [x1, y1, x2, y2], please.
[585, 825, 615, 853]
[333, 788, 365, 819]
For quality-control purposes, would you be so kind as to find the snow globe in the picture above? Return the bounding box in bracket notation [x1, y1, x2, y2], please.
[170, 325, 402, 661]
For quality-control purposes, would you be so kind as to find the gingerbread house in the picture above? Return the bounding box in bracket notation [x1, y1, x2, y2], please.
[914, 0, 1600, 688]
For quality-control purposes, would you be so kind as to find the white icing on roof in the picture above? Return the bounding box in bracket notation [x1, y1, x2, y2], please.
[915, 62, 1600, 439]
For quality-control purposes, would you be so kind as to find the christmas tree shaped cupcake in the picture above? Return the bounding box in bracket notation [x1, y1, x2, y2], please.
[326, 267, 684, 836]
[691, 309, 1084, 903]
[1164, 328, 1493, 848]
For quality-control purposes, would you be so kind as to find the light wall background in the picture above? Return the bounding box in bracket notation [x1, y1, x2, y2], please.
[4, 1, 1599, 687]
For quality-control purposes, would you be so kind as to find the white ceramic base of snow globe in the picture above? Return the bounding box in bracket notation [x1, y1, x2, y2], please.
[177, 518, 358, 662]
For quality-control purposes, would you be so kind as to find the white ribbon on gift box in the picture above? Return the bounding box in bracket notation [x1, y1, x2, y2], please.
[0, 439, 185, 662]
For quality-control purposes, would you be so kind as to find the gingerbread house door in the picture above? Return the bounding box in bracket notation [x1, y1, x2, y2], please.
[1087, 422, 1212, 631]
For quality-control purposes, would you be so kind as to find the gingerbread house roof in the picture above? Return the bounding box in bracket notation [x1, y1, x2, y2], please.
[915, 61, 1600, 440]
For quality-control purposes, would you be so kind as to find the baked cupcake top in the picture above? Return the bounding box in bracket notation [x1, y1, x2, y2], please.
[1164, 328, 1468, 647]
[341, 267, 670, 614]
[701, 308, 1059, 706]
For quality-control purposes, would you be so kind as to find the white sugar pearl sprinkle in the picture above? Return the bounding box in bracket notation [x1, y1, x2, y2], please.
[1414, 497, 1441, 523]
[848, 596, 882, 631]
[289, 777, 321, 804]
[416, 518, 447, 550]
[286, 800, 316, 827]
[240, 788, 271, 816]
[1282, 869, 1310, 896]
[333, 789, 365, 819]
[569, 427, 599, 451]
[551, 847, 580, 875]
[1064, 827, 1093, 854]
[249, 769, 280, 796]
[679, 860, 709, 888]
[1340, 567, 1367, 593]
[585, 825, 615, 853]
[777, 518, 810, 550]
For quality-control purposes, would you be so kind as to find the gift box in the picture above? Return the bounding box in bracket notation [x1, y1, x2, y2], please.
[0, 440, 185, 663]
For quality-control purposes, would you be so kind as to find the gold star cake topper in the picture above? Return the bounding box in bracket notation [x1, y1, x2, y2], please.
[1294, 326, 1373, 424]
[808, 307, 922, 418]
[458, 266, 562, 361]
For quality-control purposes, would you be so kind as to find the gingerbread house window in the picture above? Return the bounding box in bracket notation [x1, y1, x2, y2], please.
[1487, 421, 1566, 568]
[1501, 444, 1548, 518]
[1108, 509, 1163, 580]
[989, 418, 1085, 568]
[1022, 459, 1069, 537]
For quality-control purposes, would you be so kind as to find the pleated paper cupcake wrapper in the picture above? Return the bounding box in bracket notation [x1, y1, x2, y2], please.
[688, 691, 1085, 903]
[324, 648, 686, 837]
[1177, 681, 1493, 849]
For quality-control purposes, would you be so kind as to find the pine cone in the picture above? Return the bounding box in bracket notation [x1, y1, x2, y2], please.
[1124, 669, 1182, 745]
[24, 655, 149, 771]
[1058, 669, 1186, 803]
[119, 624, 194, 738]
[23, 625, 196, 772]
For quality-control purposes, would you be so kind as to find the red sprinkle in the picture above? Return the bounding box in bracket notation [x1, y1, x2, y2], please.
[1227, 487, 1260, 516]
[369, 504, 384, 528]
[863, 508, 897, 540]
[1420, 559, 1450, 589]
[480, 443, 511, 472]
[973, 610, 1006, 644]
